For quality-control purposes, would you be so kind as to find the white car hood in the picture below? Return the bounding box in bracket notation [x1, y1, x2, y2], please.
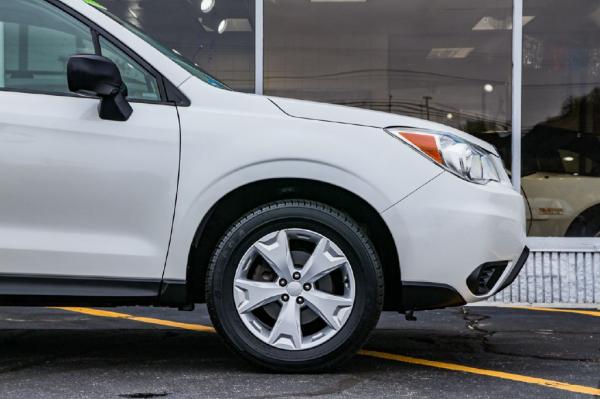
[269, 96, 498, 155]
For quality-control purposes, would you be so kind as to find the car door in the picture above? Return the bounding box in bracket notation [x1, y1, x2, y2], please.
[0, 0, 180, 294]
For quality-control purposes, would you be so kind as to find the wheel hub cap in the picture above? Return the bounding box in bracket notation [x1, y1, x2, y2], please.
[286, 281, 302, 296]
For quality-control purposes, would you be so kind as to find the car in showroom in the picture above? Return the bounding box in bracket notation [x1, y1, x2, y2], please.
[0, 0, 528, 371]
[521, 99, 600, 237]
[481, 94, 600, 238]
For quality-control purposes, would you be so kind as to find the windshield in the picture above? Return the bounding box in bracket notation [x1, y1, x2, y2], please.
[85, 0, 231, 90]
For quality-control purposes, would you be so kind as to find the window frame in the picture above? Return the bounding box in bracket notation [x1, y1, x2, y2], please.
[97, 34, 162, 103]
[0, 0, 189, 106]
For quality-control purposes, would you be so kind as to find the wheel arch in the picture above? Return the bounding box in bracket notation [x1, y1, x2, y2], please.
[185, 178, 402, 311]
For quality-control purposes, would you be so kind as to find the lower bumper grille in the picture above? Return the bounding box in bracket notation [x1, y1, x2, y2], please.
[467, 261, 508, 296]
[466, 247, 530, 296]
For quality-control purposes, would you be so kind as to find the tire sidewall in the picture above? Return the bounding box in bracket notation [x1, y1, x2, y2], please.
[207, 203, 382, 368]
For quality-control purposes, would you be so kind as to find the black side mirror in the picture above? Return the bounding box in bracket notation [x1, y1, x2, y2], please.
[67, 54, 133, 122]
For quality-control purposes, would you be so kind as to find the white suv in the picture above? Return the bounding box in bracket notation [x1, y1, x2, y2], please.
[0, 0, 528, 371]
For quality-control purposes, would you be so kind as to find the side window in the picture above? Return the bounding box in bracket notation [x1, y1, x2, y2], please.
[99, 36, 160, 102]
[0, 0, 94, 94]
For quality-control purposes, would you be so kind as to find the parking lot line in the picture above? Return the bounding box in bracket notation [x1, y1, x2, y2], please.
[52, 307, 216, 333]
[358, 350, 600, 396]
[509, 306, 600, 317]
[53, 307, 600, 397]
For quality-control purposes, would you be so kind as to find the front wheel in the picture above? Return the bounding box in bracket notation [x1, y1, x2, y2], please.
[205, 200, 384, 372]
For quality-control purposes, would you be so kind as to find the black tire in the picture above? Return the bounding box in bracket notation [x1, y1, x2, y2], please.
[566, 205, 600, 237]
[205, 200, 384, 372]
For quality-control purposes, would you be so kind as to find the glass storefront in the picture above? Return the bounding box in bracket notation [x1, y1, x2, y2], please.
[264, 0, 513, 165]
[521, 0, 600, 237]
[101, 0, 255, 92]
[264, 0, 599, 238]
[28, 0, 600, 239]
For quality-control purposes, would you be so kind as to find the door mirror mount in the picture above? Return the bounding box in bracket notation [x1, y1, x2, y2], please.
[67, 54, 133, 122]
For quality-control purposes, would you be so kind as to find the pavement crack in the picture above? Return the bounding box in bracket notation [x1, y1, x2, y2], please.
[462, 307, 494, 336]
[462, 307, 600, 363]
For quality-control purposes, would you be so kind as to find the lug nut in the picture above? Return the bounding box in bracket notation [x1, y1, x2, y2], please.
[296, 296, 304, 304]
[293, 272, 301, 280]
[278, 279, 287, 287]
[303, 283, 312, 291]
[281, 294, 289, 302]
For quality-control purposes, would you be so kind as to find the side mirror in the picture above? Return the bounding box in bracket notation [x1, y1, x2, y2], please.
[67, 54, 133, 122]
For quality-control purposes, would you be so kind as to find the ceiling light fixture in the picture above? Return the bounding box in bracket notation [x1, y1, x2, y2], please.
[219, 18, 252, 33]
[472, 16, 535, 30]
[200, 0, 215, 13]
[218, 19, 228, 34]
[427, 48, 474, 59]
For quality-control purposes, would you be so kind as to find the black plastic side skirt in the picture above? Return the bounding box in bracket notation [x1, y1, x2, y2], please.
[401, 282, 466, 311]
[0, 274, 188, 307]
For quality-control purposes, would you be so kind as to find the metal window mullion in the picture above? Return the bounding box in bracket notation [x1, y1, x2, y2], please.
[255, 0, 264, 95]
[512, 0, 523, 190]
[0, 22, 4, 88]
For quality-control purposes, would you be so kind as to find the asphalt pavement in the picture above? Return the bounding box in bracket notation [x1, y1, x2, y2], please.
[0, 305, 598, 399]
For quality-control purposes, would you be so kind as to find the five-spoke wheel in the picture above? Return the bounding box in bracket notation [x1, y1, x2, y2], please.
[206, 200, 383, 371]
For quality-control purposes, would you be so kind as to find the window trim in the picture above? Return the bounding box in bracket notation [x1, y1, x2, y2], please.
[97, 33, 163, 103]
[0, 0, 189, 106]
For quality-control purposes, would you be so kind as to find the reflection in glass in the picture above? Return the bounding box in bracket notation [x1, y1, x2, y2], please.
[99, 0, 255, 92]
[265, 0, 513, 164]
[521, 0, 600, 237]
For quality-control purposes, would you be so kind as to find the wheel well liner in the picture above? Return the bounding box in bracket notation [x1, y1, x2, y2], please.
[186, 178, 402, 310]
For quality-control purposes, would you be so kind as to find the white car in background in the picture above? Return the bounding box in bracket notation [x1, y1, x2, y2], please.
[0, 0, 527, 371]
[521, 125, 600, 237]
[524, 173, 600, 237]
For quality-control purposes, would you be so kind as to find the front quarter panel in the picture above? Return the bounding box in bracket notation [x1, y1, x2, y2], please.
[382, 172, 526, 303]
[163, 79, 442, 281]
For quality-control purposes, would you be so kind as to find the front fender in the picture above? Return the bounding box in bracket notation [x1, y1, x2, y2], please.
[163, 160, 394, 282]
[163, 89, 443, 283]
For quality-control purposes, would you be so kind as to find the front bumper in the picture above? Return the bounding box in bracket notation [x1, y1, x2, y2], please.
[382, 172, 527, 308]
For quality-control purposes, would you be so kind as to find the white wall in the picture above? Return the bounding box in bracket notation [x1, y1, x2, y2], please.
[488, 249, 600, 306]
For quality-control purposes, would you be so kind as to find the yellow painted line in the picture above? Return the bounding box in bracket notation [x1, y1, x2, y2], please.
[509, 306, 600, 318]
[52, 307, 215, 333]
[359, 350, 600, 396]
[53, 307, 600, 397]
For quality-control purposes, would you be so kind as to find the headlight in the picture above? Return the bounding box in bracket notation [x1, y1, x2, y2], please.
[385, 128, 505, 185]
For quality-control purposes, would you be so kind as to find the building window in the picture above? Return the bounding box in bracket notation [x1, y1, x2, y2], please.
[521, 0, 600, 237]
[100, 0, 255, 92]
[264, 0, 513, 166]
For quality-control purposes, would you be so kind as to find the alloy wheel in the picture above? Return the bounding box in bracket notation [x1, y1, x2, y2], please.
[233, 228, 356, 350]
